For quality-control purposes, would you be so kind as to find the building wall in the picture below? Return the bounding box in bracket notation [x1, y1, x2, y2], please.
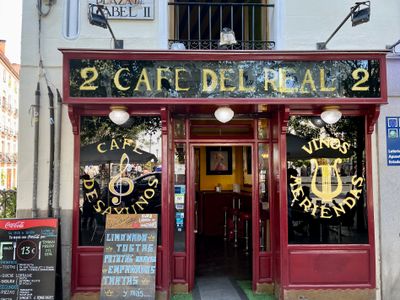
[17, 1, 400, 299]
[377, 56, 400, 299]
[280, 0, 400, 50]
[17, 2, 169, 298]
[0, 41, 18, 191]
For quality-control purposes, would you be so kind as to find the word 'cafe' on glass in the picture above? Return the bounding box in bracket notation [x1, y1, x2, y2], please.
[62, 49, 386, 299]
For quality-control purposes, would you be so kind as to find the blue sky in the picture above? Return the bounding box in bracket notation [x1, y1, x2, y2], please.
[0, 0, 22, 64]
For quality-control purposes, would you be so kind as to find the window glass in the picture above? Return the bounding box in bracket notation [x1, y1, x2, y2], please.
[63, 0, 80, 39]
[174, 118, 185, 139]
[287, 116, 367, 244]
[79, 116, 162, 246]
[174, 143, 186, 251]
[259, 143, 270, 251]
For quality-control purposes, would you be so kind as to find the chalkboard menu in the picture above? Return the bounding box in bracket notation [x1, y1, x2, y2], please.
[100, 214, 158, 300]
[0, 218, 58, 300]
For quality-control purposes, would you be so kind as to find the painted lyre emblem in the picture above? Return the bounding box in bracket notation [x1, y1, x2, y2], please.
[311, 158, 342, 202]
[108, 153, 134, 205]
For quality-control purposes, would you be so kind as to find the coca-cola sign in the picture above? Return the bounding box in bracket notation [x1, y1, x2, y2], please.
[4, 221, 25, 230]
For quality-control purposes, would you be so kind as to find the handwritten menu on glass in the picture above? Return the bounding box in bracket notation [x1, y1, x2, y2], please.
[0, 218, 58, 300]
[100, 214, 158, 300]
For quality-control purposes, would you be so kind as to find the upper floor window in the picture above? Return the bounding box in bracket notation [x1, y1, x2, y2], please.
[168, 1, 275, 50]
[63, 0, 80, 39]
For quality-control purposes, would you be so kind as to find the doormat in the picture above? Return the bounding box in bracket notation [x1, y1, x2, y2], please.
[171, 293, 193, 300]
[236, 281, 276, 300]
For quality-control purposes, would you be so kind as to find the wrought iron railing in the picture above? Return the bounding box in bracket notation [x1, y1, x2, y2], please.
[168, 2, 275, 50]
[0, 190, 16, 218]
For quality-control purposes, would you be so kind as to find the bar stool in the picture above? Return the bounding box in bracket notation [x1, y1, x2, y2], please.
[232, 208, 240, 247]
[239, 212, 251, 255]
[223, 206, 228, 241]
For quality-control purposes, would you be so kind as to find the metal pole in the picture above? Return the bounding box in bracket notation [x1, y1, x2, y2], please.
[317, 2, 363, 49]
[47, 87, 55, 217]
[52, 90, 62, 218]
[32, 82, 40, 218]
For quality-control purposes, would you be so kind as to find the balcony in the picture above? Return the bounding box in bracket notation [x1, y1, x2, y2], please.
[168, 1, 275, 50]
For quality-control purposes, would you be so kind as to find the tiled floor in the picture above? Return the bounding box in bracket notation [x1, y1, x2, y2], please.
[193, 236, 252, 300]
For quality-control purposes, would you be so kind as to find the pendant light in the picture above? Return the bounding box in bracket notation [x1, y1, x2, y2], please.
[109, 105, 129, 125]
[214, 106, 234, 123]
[320, 106, 342, 124]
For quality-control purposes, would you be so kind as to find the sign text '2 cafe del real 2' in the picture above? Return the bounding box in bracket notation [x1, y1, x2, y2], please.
[67, 58, 381, 100]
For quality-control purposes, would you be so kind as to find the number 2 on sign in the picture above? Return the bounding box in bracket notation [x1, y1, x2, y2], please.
[79, 67, 98, 91]
[351, 68, 369, 91]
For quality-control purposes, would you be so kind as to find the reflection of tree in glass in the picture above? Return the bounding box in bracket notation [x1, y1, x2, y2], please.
[80, 116, 161, 146]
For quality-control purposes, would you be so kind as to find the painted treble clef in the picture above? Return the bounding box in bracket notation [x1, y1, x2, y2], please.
[311, 158, 342, 202]
[108, 153, 134, 205]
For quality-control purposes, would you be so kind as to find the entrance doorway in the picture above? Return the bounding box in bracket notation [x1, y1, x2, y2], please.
[172, 111, 277, 295]
[192, 145, 254, 298]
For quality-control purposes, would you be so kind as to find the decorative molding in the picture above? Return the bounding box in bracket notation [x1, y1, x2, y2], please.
[160, 107, 168, 134]
[280, 106, 290, 134]
[367, 105, 380, 134]
[67, 106, 79, 135]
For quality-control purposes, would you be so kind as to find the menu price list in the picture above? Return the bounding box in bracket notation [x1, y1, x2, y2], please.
[0, 219, 58, 300]
[100, 214, 158, 300]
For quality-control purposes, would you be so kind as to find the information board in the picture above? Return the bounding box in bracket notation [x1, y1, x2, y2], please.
[386, 116, 400, 166]
[100, 214, 158, 300]
[0, 218, 59, 300]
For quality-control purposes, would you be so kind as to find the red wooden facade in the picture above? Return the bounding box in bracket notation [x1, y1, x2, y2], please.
[62, 49, 386, 299]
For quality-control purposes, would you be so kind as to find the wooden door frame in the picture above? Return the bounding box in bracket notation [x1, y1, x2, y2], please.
[187, 142, 259, 290]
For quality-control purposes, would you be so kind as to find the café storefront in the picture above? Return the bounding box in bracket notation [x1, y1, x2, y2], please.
[62, 49, 386, 299]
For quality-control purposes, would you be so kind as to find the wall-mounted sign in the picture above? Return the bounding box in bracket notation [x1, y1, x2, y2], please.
[0, 219, 59, 300]
[100, 214, 157, 299]
[89, 0, 154, 20]
[68, 59, 381, 99]
[386, 116, 400, 166]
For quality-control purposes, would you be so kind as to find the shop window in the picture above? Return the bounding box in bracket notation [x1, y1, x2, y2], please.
[287, 116, 368, 244]
[79, 116, 162, 246]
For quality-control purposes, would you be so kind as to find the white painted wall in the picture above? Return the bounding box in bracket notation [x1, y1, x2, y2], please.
[377, 56, 400, 300]
[281, 0, 400, 50]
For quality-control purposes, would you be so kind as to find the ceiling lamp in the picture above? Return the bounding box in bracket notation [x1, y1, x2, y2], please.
[109, 106, 129, 125]
[320, 106, 342, 124]
[214, 106, 234, 123]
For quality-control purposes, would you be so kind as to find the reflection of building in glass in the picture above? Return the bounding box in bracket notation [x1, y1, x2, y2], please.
[78, 116, 162, 247]
[0, 41, 18, 190]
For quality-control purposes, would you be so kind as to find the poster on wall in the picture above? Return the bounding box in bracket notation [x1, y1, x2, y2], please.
[386, 116, 400, 166]
[0, 218, 59, 300]
[100, 214, 158, 300]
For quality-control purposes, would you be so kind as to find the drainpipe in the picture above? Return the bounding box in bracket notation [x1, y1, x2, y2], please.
[52, 90, 62, 218]
[32, 82, 40, 218]
[47, 87, 55, 217]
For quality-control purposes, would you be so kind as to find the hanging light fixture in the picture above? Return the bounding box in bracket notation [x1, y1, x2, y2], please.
[320, 106, 342, 124]
[109, 105, 129, 125]
[214, 106, 234, 123]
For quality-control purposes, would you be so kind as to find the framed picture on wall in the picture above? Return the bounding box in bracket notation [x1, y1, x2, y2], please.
[206, 147, 232, 175]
